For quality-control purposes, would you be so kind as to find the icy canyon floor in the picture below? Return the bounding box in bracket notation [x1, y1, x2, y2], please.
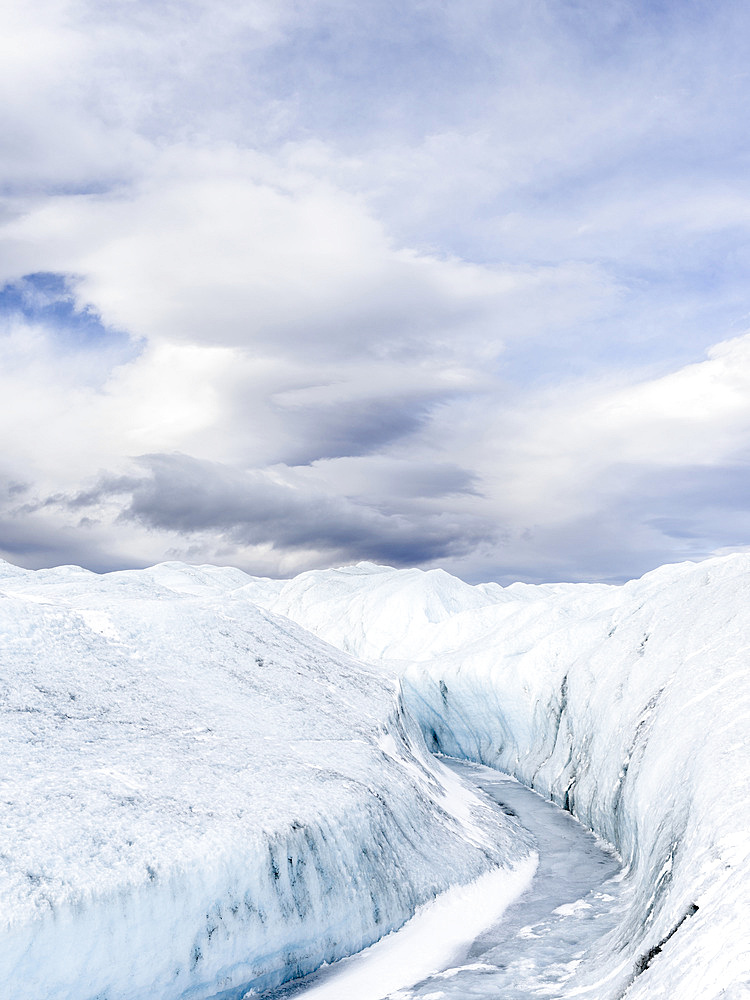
[1, 555, 749, 999]
[260, 760, 626, 1000]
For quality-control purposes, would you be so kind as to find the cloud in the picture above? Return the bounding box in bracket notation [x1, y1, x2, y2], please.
[2, 1, 750, 582]
[421, 333, 750, 582]
[52, 453, 500, 569]
[0, 272, 136, 363]
[9, 330, 750, 583]
[3, 144, 605, 369]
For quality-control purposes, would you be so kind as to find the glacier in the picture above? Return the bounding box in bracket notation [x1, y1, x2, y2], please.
[2, 553, 749, 999]
[265, 759, 627, 1000]
[247, 555, 750, 999]
[0, 560, 532, 1000]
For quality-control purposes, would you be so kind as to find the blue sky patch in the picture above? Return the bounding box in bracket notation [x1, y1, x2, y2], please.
[0, 272, 136, 356]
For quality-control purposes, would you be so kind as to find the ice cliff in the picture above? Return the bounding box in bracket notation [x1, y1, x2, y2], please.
[251, 555, 750, 999]
[3, 553, 749, 999]
[0, 561, 531, 1000]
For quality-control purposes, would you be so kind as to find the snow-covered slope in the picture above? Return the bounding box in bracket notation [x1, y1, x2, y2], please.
[0, 561, 532, 1000]
[254, 556, 750, 999]
[237, 562, 498, 663]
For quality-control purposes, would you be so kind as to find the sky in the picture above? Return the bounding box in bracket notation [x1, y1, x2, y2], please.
[2, 0, 750, 584]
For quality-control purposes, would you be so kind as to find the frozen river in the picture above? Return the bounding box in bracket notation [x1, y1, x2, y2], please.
[258, 759, 626, 1000]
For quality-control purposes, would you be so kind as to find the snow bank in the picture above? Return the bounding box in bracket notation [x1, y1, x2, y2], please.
[0, 562, 532, 1000]
[257, 556, 750, 999]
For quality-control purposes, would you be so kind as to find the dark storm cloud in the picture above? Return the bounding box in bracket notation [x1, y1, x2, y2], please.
[274, 396, 437, 465]
[371, 462, 480, 501]
[70, 453, 498, 567]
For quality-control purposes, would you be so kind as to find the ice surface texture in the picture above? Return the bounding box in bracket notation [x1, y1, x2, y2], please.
[256, 556, 750, 999]
[0, 561, 530, 1000]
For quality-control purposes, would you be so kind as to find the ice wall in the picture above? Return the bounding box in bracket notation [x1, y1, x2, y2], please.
[259, 556, 750, 999]
[0, 562, 531, 1000]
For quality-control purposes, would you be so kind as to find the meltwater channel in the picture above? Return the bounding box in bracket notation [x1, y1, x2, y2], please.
[257, 758, 626, 1000]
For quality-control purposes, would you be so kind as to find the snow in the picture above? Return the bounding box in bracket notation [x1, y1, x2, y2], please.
[262, 755, 631, 1000]
[383, 760, 627, 1000]
[265, 849, 537, 1000]
[0, 561, 532, 1000]
[253, 555, 750, 999]
[3, 553, 750, 999]
[237, 563, 499, 663]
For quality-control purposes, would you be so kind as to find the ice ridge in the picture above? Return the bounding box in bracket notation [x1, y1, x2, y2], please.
[0, 563, 532, 1000]
[255, 555, 750, 1000]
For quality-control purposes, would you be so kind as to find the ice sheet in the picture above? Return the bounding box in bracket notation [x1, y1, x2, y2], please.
[0, 562, 530, 1000]
[255, 555, 750, 999]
